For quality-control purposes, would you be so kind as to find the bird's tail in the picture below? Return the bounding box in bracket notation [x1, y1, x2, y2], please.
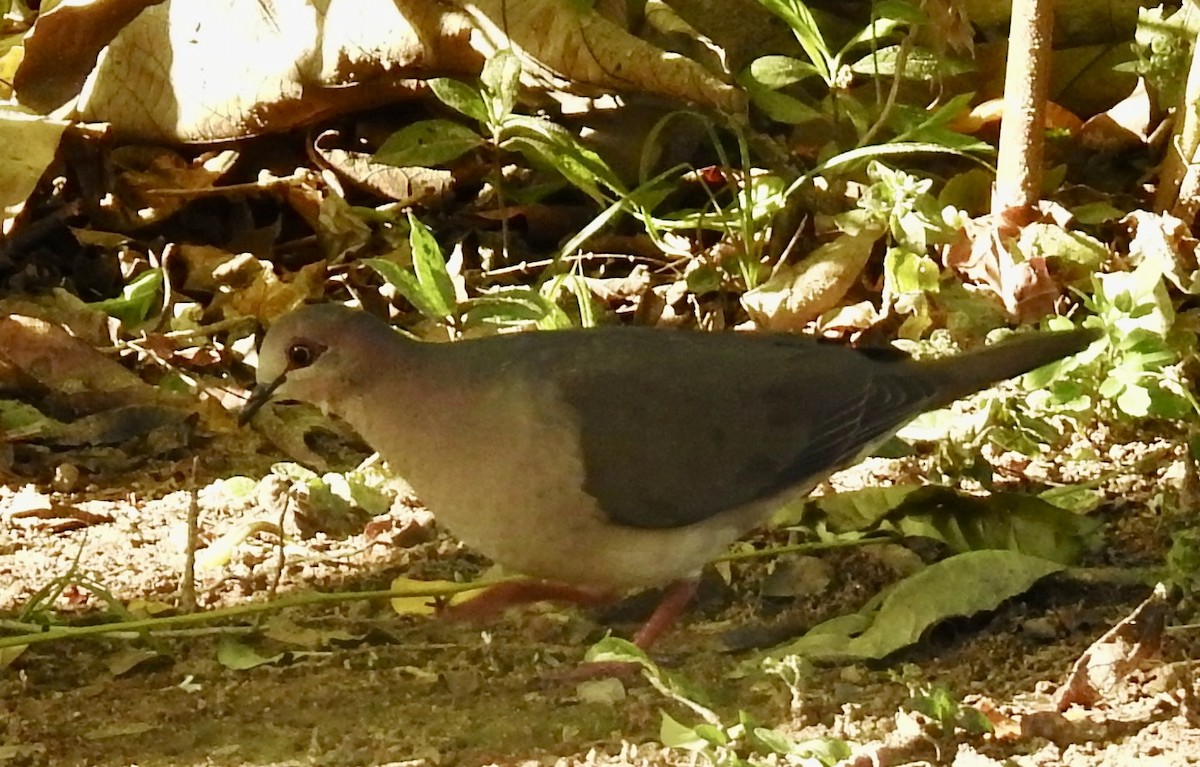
[916, 327, 1101, 407]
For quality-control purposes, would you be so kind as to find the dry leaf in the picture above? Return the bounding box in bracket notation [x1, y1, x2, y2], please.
[944, 216, 1062, 322]
[1053, 585, 1169, 711]
[1081, 78, 1154, 152]
[742, 225, 882, 331]
[17, 0, 743, 143]
[0, 106, 71, 234]
[311, 129, 455, 205]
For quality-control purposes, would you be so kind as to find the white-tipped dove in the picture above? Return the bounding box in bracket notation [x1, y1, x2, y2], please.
[241, 304, 1098, 645]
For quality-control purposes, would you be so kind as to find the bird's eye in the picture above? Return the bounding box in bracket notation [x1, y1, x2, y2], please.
[286, 342, 320, 369]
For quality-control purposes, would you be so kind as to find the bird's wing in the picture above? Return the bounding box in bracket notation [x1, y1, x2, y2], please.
[538, 330, 940, 529]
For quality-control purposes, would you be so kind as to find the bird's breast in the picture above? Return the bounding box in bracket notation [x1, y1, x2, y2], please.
[337, 371, 745, 590]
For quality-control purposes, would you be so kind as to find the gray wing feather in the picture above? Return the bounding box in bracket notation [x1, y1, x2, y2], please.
[540, 330, 940, 529]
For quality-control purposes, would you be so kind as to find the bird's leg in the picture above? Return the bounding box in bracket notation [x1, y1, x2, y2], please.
[441, 579, 615, 623]
[631, 578, 699, 650]
[549, 579, 702, 681]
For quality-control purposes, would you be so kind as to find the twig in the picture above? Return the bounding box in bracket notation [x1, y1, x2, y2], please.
[0, 579, 517, 650]
[858, 33, 913, 148]
[144, 171, 310, 199]
[180, 457, 200, 612]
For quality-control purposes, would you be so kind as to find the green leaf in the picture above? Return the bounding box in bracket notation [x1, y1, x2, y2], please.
[793, 484, 922, 530]
[764, 550, 1066, 662]
[90, 269, 163, 325]
[789, 141, 995, 202]
[542, 273, 594, 328]
[1072, 201, 1125, 225]
[428, 78, 487, 122]
[842, 14, 907, 51]
[374, 120, 484, 167]
[367, 213, 458, 324]
[462, 287, 566, 329]
[803, 485, 1098, 564]
[502, 115, 625, 199]
[756, 0, 833, 82]
[738, 73, 824, 124]
[750, 726, 795, 755]
[1117, 383, 1153, 417]
[747, 55, 820, 88]
[874, 0, 925, 24]
[406, 210, 457, 317]
[585, 636, 651, 667]
[481, 49, 521, 122]
[849, 46, 973, 80]
[692, 723, 729, 746]
[216, 637, 284, 670]
[884, 248, 940, 295]
[1017, 223, 1107, 274]
[0, 400, 53, 437]
[366, 259, 450, 324]
[659, 712, 708, 751]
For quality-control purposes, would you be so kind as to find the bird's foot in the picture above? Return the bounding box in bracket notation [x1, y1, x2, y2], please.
[552, 579, 701, 681]
[440, 579, 615, 623]
[630, 579, 699, 649]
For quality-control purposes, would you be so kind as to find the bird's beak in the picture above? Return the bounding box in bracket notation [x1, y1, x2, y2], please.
[238, 374, 285, 426]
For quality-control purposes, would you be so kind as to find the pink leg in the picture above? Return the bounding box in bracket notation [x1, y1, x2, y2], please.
[556, 579, 702, 680]
[631, 579, 700, 649]
[442, 580, 615, 623]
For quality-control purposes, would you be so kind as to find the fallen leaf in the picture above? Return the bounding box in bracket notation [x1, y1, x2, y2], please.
[742, 225, 883, 331]
[1053, 584, 1169, 711]
[18, 0, 743, 143]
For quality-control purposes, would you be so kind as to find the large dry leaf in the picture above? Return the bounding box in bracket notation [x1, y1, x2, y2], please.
[0, 107, 71, 235]
[945, 215, 1063, 322]
[17, 0, 743, 143]
[0, 314, 173, 413]
[742, 225, 883, 331]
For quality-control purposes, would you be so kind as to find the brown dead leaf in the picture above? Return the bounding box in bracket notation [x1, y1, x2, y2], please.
[2, 486, 114, 532]
[222, 260, 327, 322]
[0, 314, 162, 412]
[944, 216, 1062, 322]
[949, 98, 1083, 136]
[920, 0, 975, 57]
[14, 0, 160, 112]
[177, 246, 257, 294]
[742, 225, 883, 331]
[815, 300, 880, 337]
[17, 0, 742, 144]
[0, 291, 116, 347]
[1053, 585, 1170, 711]
[974, 698, 1021, 741]
[311, 129, 455, 206]
[101, 146, 238, 228]
[1123, 209, 1200, 293]
[0, 106, 72, 235]
[1081, 78, 1154, 153]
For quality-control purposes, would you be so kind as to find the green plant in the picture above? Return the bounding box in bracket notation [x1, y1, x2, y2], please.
[589, 638, 851, 766]
[893, 668, 993, 736]
[365, 209, 592, 333]
[1166, 527, 1200, 598]
[1022, 265, 1198, 422]
[374, 50, 624, 207]
[1117, 5, 1196, 108]
[743, 0, 972, 136]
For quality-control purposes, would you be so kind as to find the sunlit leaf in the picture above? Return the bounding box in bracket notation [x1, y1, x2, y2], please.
[764, 550, 1066, 662]
[216, 637, 284, 670]
[375, 120, 484, 168]
[428, 78, 488, 122]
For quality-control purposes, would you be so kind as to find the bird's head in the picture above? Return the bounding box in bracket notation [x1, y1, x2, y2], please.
[239, 304, 396, 424]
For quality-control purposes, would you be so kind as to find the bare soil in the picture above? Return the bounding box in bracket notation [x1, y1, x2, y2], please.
[1, 436, 1198, 767]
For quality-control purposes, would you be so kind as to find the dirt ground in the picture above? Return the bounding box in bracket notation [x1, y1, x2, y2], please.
[1, 431, 1198, 767]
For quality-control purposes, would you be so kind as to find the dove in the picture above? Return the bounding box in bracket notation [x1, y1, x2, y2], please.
[241, 304, 1097, 646]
